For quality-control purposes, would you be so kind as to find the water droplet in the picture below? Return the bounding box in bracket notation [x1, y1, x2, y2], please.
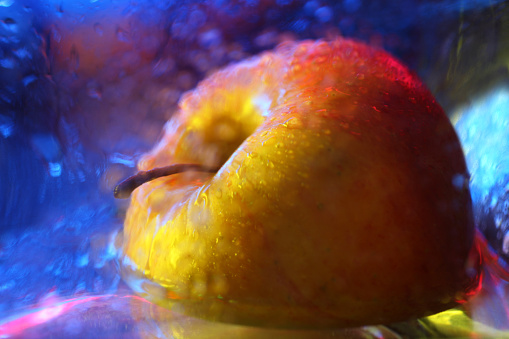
[284, 117, 303, 129]
[199, 192, 208, 206]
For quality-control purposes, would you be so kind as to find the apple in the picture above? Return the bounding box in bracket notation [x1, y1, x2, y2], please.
[118, 39, 480, 329]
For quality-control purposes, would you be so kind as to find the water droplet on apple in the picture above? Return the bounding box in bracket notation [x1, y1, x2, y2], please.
[284, 117, 303, 129]
[199, 192, 209, 207]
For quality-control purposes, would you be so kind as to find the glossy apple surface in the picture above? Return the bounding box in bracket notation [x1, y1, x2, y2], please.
[120, 39, 479, 329]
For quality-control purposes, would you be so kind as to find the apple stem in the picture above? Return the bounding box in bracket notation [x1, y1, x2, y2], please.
[114, 164, 220, 199]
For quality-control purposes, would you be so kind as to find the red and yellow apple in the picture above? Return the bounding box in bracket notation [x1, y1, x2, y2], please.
[119, 39, 480, 329]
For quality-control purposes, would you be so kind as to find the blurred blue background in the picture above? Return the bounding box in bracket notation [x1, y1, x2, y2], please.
[1, 0, 509, 337]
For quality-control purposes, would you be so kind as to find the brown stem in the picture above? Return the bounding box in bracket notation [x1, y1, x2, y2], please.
[114, 164, 220, 199]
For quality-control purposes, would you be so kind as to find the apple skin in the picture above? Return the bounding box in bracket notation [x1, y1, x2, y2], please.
[120, 39, 479, 329]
